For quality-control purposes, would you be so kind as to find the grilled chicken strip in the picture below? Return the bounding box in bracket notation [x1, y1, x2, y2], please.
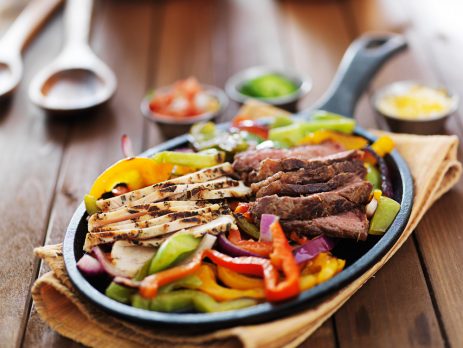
[92, 204, 224, 232]
[88, 201, 211, 230]
[96, 163, 234, 211]
[84, 214, 235, 251]
[120, 215, 236, 248]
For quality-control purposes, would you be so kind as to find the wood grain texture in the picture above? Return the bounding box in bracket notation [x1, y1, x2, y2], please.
[345, 1, 463, 346]
[335, 239, 444, 348]
[0, 9, 67, 348]
[22, 1, 152, 347]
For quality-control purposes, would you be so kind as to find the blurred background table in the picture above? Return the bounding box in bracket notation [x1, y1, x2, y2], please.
[1, 0, 462, 347]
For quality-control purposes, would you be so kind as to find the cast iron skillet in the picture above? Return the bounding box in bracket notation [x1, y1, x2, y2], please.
[63, 34, 414, 332]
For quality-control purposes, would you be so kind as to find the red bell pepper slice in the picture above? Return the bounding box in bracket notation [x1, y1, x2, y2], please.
[267, 219, 301, 301]
[140, 222, 300, 302]
[228, 229, 273, 257]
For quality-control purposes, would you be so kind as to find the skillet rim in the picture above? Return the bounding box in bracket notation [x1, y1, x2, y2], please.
[63, 124, 414, 330]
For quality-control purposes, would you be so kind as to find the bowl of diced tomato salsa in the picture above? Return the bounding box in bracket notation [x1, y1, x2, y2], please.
[141, 77, 229, 125]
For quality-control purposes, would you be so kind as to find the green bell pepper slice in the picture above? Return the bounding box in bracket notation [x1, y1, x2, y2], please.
[132, 290, 257, 313]
[369, 196, 401, 235]
[269, 123, 306, 145]
[311, 110, 346, 121]
[152, 149, 225, 169]
[84, 194, 99, 215]
[270, 114, 294, 128]
[235, 215, 260, 240]
[149, 232, 201, 274]
[365, 163, 381, 191]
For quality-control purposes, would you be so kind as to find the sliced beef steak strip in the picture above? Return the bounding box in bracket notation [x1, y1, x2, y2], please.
[281, 209, 369, 241]
[249, 149, 363, 183]
[255, 172, 364, 198]
[250, 178, 372, 221]
[252, 158, 366, 195]
[233, 142, 343, 181]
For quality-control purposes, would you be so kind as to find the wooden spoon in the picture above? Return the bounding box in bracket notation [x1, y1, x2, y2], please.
[0, 0, 62, 98]
[29, 0, 116, 112]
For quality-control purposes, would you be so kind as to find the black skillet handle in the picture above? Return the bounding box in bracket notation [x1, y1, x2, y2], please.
[306, 33, 407, 118]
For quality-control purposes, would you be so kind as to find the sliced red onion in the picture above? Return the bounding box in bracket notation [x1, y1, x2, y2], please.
[77, 254, 105, 277]
[121, 134, 134, 158]
[217, 233, 261, 257]
[259, 214, 278, 242]
[293, 236, 336, 264]
[92, 246, 130, 278]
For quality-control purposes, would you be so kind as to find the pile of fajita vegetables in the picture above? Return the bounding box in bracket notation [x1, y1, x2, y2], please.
[78, 110, 401, 313]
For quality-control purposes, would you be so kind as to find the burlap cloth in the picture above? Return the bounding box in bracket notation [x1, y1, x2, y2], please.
[32, 104, 462, 347]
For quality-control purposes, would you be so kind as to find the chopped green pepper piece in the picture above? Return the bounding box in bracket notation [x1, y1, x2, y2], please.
[268, 123, 305, 145]
[190, 121, 216, 139]
[235, 215, 260, 240]
[300, 119, 356, 134]
[369, 196, 401, 235]
[132, 294, 151, 309]
[270, 114, 294, 128]
[365, 163, 381, 191]
[240, 74, 298, 99]
[152, 149, 225, 168]
[132, 290, 257, 313]
[84, 194, 99, 215]
[311, 110, 345, 121]
[149, 232, 201, 274]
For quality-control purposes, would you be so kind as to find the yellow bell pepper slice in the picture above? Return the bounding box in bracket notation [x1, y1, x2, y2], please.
[300, 252, 345, 289]
[89, 157, 173, 200]
[216, 253, 345, 293]
[298, 130, 368, 150]
[370, 135, 394, 157]
[196, 264, 265, 301]
[217, 265, 264, 290]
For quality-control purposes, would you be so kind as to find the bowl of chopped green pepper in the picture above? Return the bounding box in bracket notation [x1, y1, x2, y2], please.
[225, 66, 311, 112]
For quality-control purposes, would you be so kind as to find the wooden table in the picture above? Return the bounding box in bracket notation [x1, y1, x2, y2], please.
[1, 0, 462, 347]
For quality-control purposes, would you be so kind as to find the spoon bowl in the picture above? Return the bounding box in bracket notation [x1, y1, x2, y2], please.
[29, 51, 116, 112]
[0, 0, 62, 100]
[29, 0, 116, 113]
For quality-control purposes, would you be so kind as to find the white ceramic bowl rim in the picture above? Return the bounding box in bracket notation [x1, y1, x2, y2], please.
[141, 84, 229, 125]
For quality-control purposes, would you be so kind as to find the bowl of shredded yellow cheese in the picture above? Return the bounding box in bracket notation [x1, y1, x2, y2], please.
[372, 81, 458, 134]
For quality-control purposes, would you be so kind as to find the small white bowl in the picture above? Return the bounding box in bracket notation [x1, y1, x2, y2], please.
[225, 66, 312, 112]
[371, 81, 459, 134]
[141, 84, 229, 126]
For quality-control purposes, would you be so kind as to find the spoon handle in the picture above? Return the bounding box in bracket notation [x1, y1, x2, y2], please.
[0, 0, 63, 54]
[65, 0, 94, 48]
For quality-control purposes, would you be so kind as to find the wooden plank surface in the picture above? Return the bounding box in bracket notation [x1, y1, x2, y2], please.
[0, 0, 460, 347]
[22, 1, 153, 347]
[0, 7, 67, 347]
[344, 1, 463, 347]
